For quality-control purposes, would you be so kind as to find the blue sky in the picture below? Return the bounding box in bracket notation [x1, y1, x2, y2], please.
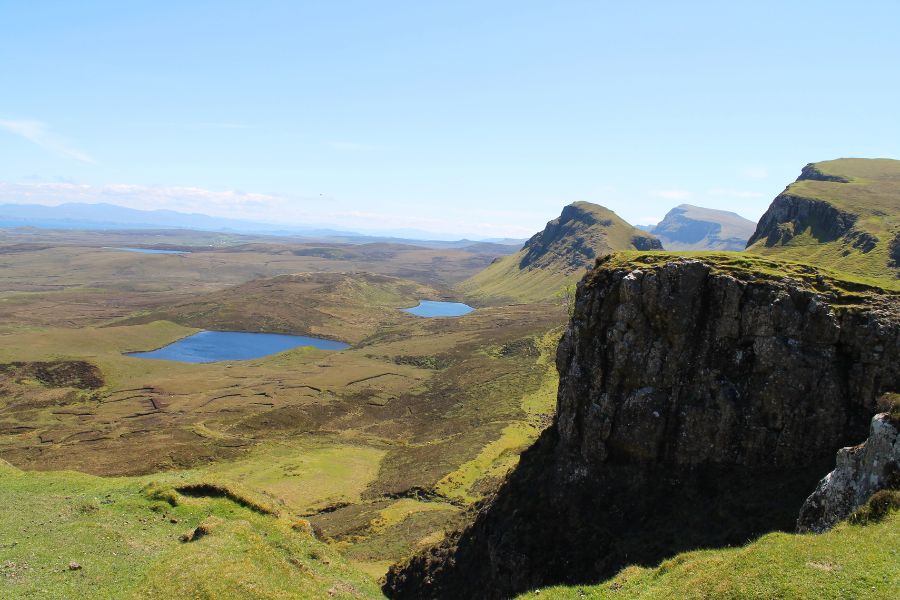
[1, 1, 898, 238]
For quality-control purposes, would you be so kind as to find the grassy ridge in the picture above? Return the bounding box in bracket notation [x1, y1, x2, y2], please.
[0, 460, 384, 599]
[517, 510, 899, 599]
[593, 250, 900, 294]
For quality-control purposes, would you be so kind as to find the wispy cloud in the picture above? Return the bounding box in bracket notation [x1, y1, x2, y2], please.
[328, 141, 378, 152]
[0, 181, 536, 238]
[0, 119, 96, 164]
[652, 189, 692, 200]
[738, 166, 768, 180]
[707, 188, 765, 199]
[191, 122, 251, 130]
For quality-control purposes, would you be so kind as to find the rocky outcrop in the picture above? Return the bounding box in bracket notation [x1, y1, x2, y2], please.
[385, 257, 900, 600]
[890, 232, 900, 268]
[746, 193, 857, 247]
[797, 412, 899, 533]
[798, 162, 851, 183]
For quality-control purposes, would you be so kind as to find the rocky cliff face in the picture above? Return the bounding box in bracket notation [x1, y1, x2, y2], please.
[797, 411, 899, 533]
[385, 256, 900, 599]
[746, 194, 858, 247]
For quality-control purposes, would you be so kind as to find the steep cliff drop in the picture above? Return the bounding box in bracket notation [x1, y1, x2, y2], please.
[385, 254, 900, 599]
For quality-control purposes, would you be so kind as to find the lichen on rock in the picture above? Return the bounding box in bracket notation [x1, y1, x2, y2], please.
[797, 412, 899, 533]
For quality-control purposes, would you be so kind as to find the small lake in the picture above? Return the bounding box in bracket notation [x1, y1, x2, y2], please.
[402, 300, 475, 318]
[126, 331, 350, 363]
[105, 247, 190, 255]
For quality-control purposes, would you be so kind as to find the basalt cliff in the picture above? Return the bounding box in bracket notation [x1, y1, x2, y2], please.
[385, 254, 900, 599]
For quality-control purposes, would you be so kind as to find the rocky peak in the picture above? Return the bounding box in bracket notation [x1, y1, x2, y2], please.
[518, 201, 661, 272]
[458, 202, 661, 303]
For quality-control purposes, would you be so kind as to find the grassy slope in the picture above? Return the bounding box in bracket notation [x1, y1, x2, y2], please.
[746, 158, 900, 286]
[458, 250, 576, 305]
[0, 460, 384, 599]
[518, 511, 899, 600]
[459, 202, 657, 303]
[433, 328, 560, 504]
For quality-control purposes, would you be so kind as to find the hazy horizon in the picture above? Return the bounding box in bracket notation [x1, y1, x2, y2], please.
[2, 2, 899, 237]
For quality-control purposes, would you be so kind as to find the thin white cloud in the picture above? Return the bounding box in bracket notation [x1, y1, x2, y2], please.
[0, 181, 535, 238]
[328, 141, 378, 152]
[191, 122, 251, 130]
[707, 188, 765, 199]
[635, 216, 662, 226]
[739, 166, 768, 180]
[0, 119, 96, 164]
[652, 189, 692, 200]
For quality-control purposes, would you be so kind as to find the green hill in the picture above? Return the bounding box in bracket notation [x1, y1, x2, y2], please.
[651, 204, 756, 251]
[746, 158, 900, 288]
[0, 460, 383, 599]
[458, 202, 660, 303]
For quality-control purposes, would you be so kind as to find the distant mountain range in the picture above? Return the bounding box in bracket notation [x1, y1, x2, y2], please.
[0, 202, 526, 251]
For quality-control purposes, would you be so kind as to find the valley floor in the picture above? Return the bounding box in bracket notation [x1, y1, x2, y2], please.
[0, 237, 566, 591]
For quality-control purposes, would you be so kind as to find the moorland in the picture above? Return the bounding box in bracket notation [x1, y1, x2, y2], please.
[1, 158, 898, 600]
[0, 227, 565, 596]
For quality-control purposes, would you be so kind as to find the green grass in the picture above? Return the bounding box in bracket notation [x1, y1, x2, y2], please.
[200, 439, 387, 514]
[517, 510, 899, 599]
[0, 460, 384, 599]
[458, 249, 582, 304]
[435, 329, 560, 503]
[593, 250, 900, 294]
